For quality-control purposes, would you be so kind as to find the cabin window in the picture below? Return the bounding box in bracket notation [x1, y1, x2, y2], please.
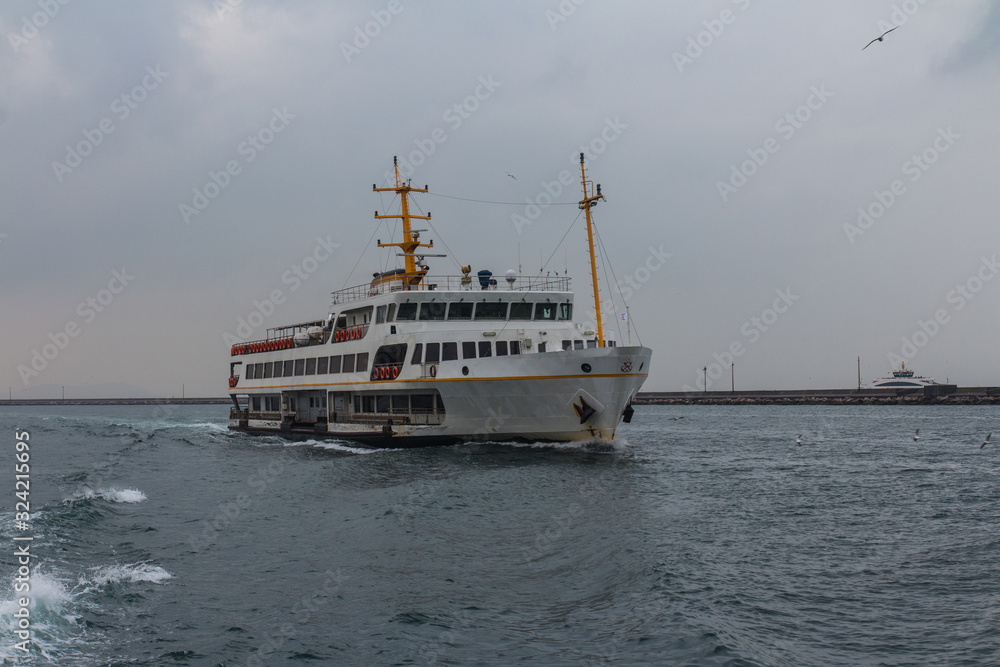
[587, 339, 597, 349]
[411, 343, 423, 365]
[356, 353, 369, 372]
[558, 303, 573, 320]
[362, 395, 375, 412]
[392, 395, 409, 412]
[376, 395, 390, 413]
[263, 362, 273, 379]
[419, 302, 447, 321]
[462, 342, 476, 359]
[283, 360, 294, 376]
[535, 304, 557, 320]
[396, 303, 418, 321]
[496, 341, 508, 356]
[411, 394, 434, 412]
[373, 344, 408, 366]
[317, 356, 329, 374]
[448, 302, 473, 320]
[386, 304, 396, 322]
[272, 361, 282, 378]
[376, 306, 386, 324]
[562, 340, 572, 351]
[329, 355, 342, 373]
[475, 301, 508, 320]
[509, 302, 532, 320]
[425, 342, 440, 363]
[510, 340, 520, 355]
[442, 342, 458, 361]
[305, 358, 317, 375]
[478, 341, 492, 358]
[342, 354, 356, 373]
[246, 365, 255, 380]
[538, 342, 547, 353]
[574, 340, 584, 350]
[294, 359, 305, 376]
[252, 396, 261, 411]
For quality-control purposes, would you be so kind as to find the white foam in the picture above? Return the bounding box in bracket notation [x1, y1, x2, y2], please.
[66, 487, 147, 504]
[80, 563, 172, 587]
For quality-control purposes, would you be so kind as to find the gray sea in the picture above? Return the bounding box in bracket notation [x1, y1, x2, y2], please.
[2, 403, 999, 665]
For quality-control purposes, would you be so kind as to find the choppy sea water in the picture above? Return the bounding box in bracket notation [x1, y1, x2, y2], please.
[1, 403, 999, 666]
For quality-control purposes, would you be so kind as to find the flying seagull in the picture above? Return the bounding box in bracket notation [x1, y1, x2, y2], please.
[796, 434, 802, 445]
[505, 172, 517, 180]
[913, 429, 921, 441]
[863, 26, 899, 50]
[981, 433, 992, 449]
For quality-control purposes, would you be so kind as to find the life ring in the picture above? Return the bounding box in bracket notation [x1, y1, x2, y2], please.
[429, 364, 437, 378]
[379, 366, 386, 380]
[391, 365, 400, 379]
[356, 326, 363, 338]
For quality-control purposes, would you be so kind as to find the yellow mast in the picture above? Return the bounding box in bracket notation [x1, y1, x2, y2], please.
[578, 153, 606, 347]
[373, 156, 435, 288]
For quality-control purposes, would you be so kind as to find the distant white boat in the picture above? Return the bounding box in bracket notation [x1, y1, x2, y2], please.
[868, 363, 938, 389]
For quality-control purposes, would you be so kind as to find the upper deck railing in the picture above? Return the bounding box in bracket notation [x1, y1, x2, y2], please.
[330, 274, 572, 307]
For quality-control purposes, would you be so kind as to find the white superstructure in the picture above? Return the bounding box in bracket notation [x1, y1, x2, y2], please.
[227, 156, 651, 446]
[868, 363, 938, 389]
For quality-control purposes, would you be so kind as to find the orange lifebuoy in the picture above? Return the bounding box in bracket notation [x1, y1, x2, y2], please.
[429, 364, 437, 378]
[391, 365, 400, 379]
[356, 327, 363, 339]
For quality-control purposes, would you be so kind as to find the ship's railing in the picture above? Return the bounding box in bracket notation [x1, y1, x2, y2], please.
[330, 274, 571, 306]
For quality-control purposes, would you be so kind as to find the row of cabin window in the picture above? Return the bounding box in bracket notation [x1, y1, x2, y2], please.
[409, 340, 522, 364]
[244, 353, 370, 380]
[375, 301, 571, 323]
[353, 393, 445, 414]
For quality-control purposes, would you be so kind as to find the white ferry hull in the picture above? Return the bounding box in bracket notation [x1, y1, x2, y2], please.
[229, 346, 650, 447]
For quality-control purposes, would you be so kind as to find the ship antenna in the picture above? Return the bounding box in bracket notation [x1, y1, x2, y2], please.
[579, 153, 606, 347]
[373, 156, 434, 289]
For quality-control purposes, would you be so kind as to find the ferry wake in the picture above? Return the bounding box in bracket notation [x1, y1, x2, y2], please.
[227, 155, 651, 446]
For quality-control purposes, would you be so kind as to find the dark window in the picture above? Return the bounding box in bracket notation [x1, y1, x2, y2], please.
[294, 359, 305, 376]
[317, 357, 329, 374]
[436, 394, 446, 412]
[283, 360, 294, 376]
[535, 304, 557, 320]
[462, 342, 476, 359]
[263, 362, 273, 378]
[574, 340, 584, 350]
[419, 302, 447, 320]
[272, 361, 283, 378]
[509, 302, 532, 320]
[356, 353, 369, 372]
[373, 344, 408, 366]
[362, 395, 375, 412]
[396, 303, 418, 321]
[305, 358, 317, 375]
[448, 302, 473, 320]
[475, 301, 508, 320]
[255, 363, 264, 378]
[442, 342, 458, 361]
[587, 339, 597, 349]
[411, 343, 423, 364]
[252, 396, 261, 411]
[329, 355, 342, 373]
[562, 340, 572, 351]
[342, 354, 355, 373]
[558, 303, 573, 320]
[496, 341, 508, 356]
[392, 395, 409, 412]
[376, 395, 390, 413]
[246, 364, 255, 380]
[538, 342, 547, 353]
[411, 394, 434, 412]
[510, 341, 520, 355]
[425, 342, 440, 363]
[354, 395, 361, 412]
[386, 303, 396, 322]
[478, 341, 492, 358]
[376, 305, 386, 324]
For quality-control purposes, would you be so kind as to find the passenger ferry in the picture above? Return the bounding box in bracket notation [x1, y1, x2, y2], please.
[227, 155, 651, 446]
[869, 363, 938, 389]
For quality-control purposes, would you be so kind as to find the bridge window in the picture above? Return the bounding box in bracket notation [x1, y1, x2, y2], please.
[475, 301, 508, 320]
[419, 302, 447, 320]
[558, 303, 573, 320]
[509, 302, 532, 320]
[448, 302, 473, 320]
[535, 304, 557, 320]
[396, 303, 418, 321]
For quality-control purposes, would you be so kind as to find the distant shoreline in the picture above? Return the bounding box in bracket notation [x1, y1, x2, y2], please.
[634, 387, 1000, 405]
[0, 398, 230, 406]
[2, 388, 999, 407]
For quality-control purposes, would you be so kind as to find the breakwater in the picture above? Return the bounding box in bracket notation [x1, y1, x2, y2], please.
[635, 386, 1000, 405]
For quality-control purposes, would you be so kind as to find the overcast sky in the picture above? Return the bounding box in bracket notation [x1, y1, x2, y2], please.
[2, 0, 999, 398]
